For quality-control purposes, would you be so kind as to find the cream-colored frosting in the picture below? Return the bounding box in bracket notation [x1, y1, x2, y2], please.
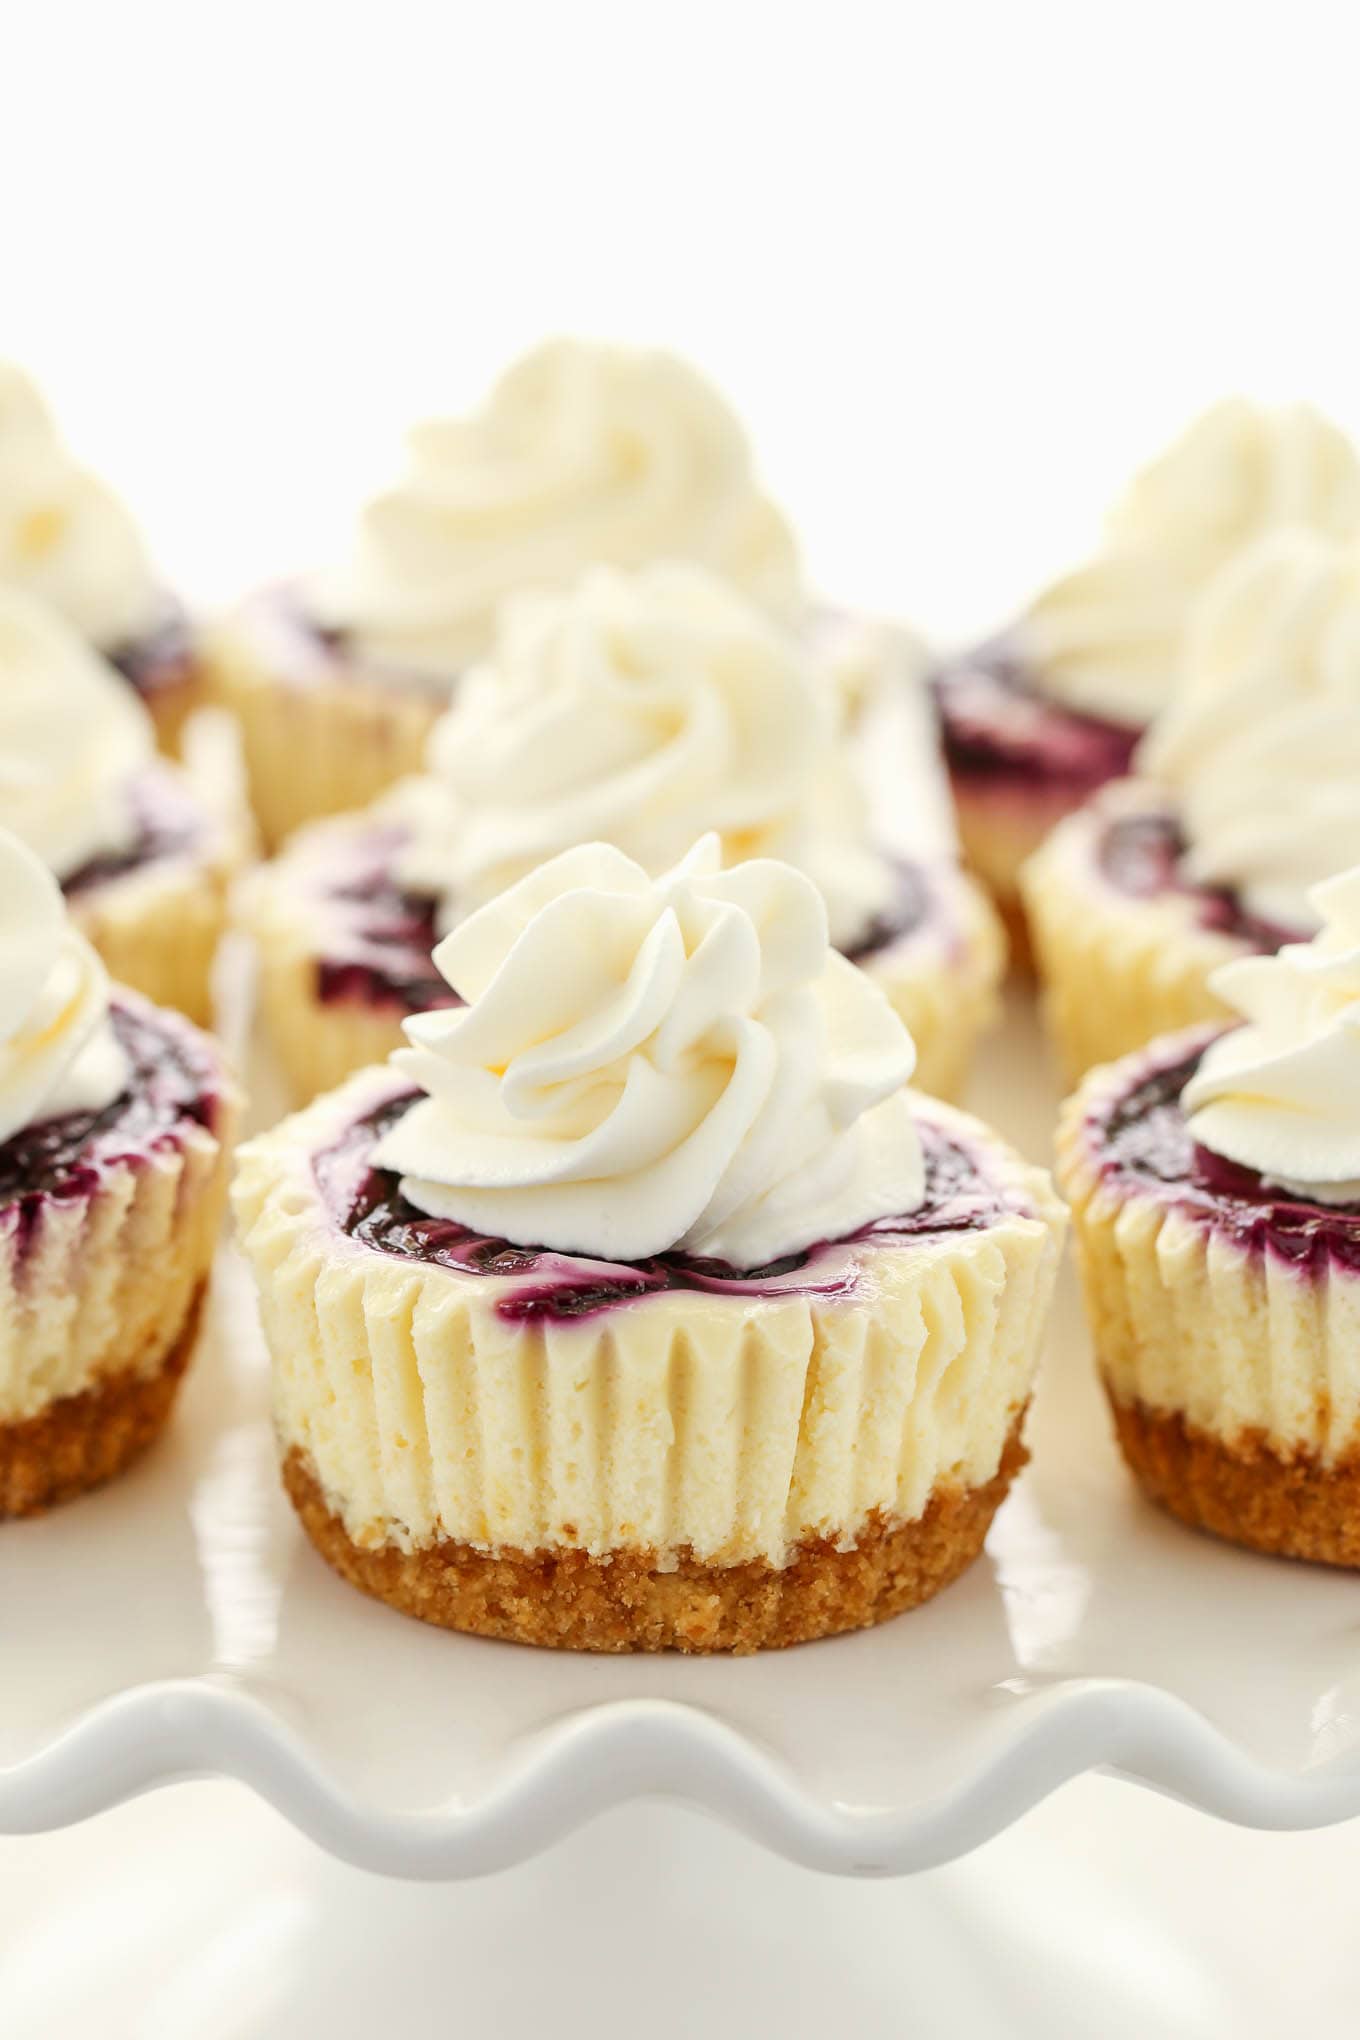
[0, 361, 162, 647]
[1018, 399, 1360, 726]
[235, 1066, 1065, 1563]
[313, 339, 801, 675]
[0, 829, 127, 1144]
[395, 561, 896, 948]
[374, 835, 923, 1269]
[1136, 530, 1360, 931]
[0, 587, 154, 878]
[1145, 527, 1360, 769]
[1183, 867, 1360, 1204]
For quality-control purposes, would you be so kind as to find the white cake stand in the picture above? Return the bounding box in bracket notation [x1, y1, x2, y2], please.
[4, 986, 1360, 1885]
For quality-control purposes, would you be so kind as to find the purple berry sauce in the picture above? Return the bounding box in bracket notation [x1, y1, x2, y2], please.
[933, 641, 1140, 792]
[1096, 807, 1301, 953]
[312, 837, 934, 1015]
[0, 1003, 222, 1246]
[1094, 1045, 1360, 1275]
[61, 769, 204, 899]
[108, 606, 197, 705]
[312, 1090, 1016, 1323]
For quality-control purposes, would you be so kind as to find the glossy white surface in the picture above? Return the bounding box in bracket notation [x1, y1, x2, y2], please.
[4, 988, 1360, 1880]
[6, 1780, 1360, 2040]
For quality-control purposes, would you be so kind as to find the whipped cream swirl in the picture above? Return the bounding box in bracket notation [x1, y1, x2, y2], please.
[396, 563, 897, 950]
[0, 361, 163, 648]
[314, 339, 802, 675]
[0, 589, 154, 879]
[1018, 399, 1360, 727]
[0, 829, 128, 1145]
[1136, 530, 1360, 933]
[374, 836, 924, 1268]
[1184, 867, 1360, 1204]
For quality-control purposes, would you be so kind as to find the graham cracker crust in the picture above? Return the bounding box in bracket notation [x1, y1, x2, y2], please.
[1110, 1395, 1360, 1568]
[282, 1421, 1027, 1653]
[0, 1285, 206, 1519]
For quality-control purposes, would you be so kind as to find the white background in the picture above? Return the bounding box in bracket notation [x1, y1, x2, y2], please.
[9, 0, 1360, 637]
[7, 4, 1360, 2032]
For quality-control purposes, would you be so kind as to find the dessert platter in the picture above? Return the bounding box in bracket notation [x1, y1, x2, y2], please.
[2, 973, 1360, 1881]
[2, 341, 1360, 1884]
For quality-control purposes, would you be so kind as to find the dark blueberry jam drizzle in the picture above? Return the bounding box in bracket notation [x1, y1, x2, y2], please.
[0, 1004, 220, 1231]
[61, 769, 204, 898]
[108, 606, 197, 704]
[1097, 1047, 1360, 1274]
[932, 640, 1140, 790]
[314, 1092, 1013, 1322]
[841, 860, 931, 964]
[312, 828, 458, 1013]
[1096, 808, 1300, 953]
[314, 835, 932, 1010]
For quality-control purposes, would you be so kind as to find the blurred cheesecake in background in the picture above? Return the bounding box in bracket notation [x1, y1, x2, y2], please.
[0, 587, 248, 1026]
[0, 360, 208, 751]
[932, 399, 1360, 945]
[242, 562, 1003, 1105]
[1023, 528, 1360, 1079]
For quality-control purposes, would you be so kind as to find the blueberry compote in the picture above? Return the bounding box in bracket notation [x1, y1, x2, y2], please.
[61, 769, 204, 898]
[1096, 807, 1300, 953]
[315, 836, 933, 1008]
[0, 1004, 220, 1233]
[933, 642, 1140, 790]
[312, 829, 453, 1013]
[841, 861, 931, 965]
[314, 1090, 1017, 1324]
[1096, 1044, 1360, 1274]
[108, 607, 196, 706]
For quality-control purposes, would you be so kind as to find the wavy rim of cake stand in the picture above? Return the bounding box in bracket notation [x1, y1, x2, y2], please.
[3, 1678, 1360, 1881]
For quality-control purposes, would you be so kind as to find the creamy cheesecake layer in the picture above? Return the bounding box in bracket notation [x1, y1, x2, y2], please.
[234, 1070, 1064, 1566]
[1059, 1031, 1360, 1460]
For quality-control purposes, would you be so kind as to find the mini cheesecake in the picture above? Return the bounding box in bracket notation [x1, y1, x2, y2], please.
[63, 759, 246, 1029]
[245, 808, 1005, 1106]
[107, 601, 209, 755]
[235, 1068, 1063, 1652]
[206, 587, 449, 852]
[0, 990, 237, 1516]
[1020, 780, 1300, 1082]
[933, 401, 1360, 939]
[1059, 1027, 1360, 1566]
[933, 641, 1140, 953]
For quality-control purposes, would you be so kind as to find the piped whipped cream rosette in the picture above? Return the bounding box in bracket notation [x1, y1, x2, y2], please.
[246, 564, 1003, 1107]
[395, 562, 890, 945]
[375, 837, 923, 1268]
[932, 399, 1360, 925]
[0, 361, 202, 749]
[1180, 869, 1360, 1205]
[233, 834, 1064, 1652]
[1022, 526, 1360, 1080]
[317, 339, 802, 675]
[0, 830, 238, 1516]
[0, 587, 246, 1024]
[1058, 865, 1360, 1567]
[209, 337, 811, 848]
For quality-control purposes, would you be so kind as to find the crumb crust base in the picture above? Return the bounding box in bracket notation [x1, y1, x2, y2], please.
[281, 1424, 1026, 1654]
[1109, 1394, 1360, 1569]
[0, 1284, 206, 1518]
